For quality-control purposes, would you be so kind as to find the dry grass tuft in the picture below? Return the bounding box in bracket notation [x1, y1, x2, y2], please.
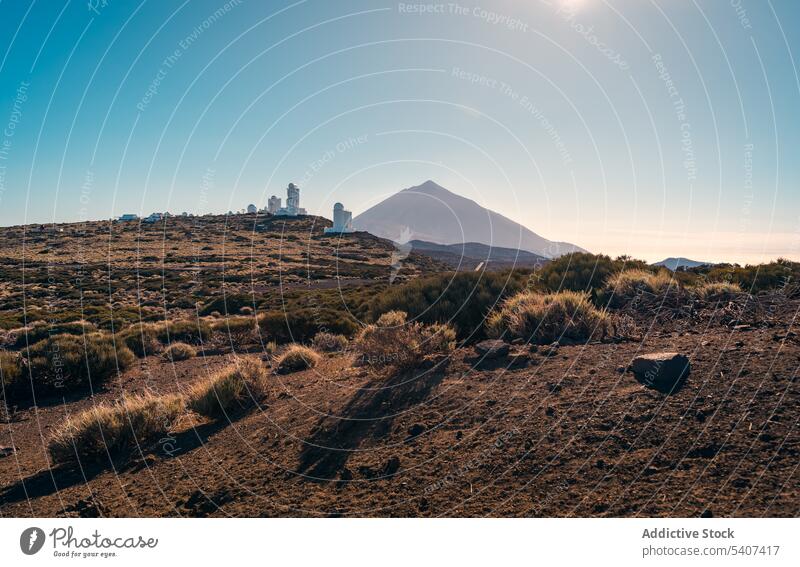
[487, 290, 610, 345]
[162, 342, 197, 362]
[186, 358, 267, 418]
[605, 269, 676, 298]
[275, 345, 321, 373]
[118, 319, 211, 358]
[354, 311, 456, 371]
[24, 333, 135, 397]
[48, 393, 185, 465]
[692, 280, 742, 300]
[0, 350, 23, 393]
[311, 332, 349, 353]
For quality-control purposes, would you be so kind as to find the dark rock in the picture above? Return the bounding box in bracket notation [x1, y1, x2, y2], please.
[383, 456, 401, 476]
[474, 339, 510, 359]
[631, 352, 690, 393]
[511, 338, 524, 346]
[687, 444, 719, 459]
[700, 509, 714, 518]
[407, 423, 426, 437]
[0, 445, 15, 458]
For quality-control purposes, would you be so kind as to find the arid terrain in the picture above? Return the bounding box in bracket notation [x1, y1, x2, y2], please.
[0, 216, 798, 517]
[1, 316, 798, 517]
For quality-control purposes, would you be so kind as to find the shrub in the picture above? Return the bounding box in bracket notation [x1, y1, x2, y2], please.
[187, 358, 267, 418]
[118, 319, 211, 357]
[487, 290, 610, 345]
[198, 293, 253, 316]
[118, 324, 161, 357]
[155, 319, 211, 345]
[368, 270, 531, 341]
[275, 345, 321, 373]
[0, 350, 23, 394]
[601, 269, 676, 305]
[537, 253, 647, 295]
[311, 332, 349, 353]
[702, 259, 800, 293]
[692, 281, 743, 300]
[354, 311, 456, 371]
[162, 342, 197, 361]
[48, 393, 185, 464]
[20, 333, 135, 399]
[257, 308, 358, 343]
[8, 320, 96, 349]
[210, 316, 257, 344]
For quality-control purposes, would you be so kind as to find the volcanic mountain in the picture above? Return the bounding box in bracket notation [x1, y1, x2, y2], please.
[352, 180, 585, 258]
[654, 257, 714, 271]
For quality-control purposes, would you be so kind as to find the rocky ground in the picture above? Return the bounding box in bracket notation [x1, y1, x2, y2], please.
[1, 305, 798, 517]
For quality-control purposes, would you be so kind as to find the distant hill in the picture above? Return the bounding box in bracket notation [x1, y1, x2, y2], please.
[653, 257, 714, 271]
[409, 240, 547, 271]
[352, 180, 586, 258]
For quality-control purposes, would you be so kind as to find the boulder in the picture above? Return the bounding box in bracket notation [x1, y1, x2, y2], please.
[631, 352, 690, 393]
[474, 339, 510, 359]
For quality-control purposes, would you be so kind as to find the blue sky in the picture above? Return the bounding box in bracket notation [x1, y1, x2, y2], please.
[0, 0, 798, 263]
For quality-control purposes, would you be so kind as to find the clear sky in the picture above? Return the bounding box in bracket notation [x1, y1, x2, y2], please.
[0, 0, 798, 264]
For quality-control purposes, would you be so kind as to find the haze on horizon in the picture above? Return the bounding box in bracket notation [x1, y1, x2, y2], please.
[0, 0, 798, 265]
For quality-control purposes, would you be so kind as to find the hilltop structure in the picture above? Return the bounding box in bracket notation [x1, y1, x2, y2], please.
[324, 202, 354, 234]
[246, 204, 257, 214]
[274, 182, 306, 216]
[267, 195, 281, 214]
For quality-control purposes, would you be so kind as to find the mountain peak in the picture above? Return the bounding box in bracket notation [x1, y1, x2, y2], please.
[403, 180, 450, 194]
[353, 181, 586, 258]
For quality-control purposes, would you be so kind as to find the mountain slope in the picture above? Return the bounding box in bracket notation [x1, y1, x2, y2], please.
[409, 240, 547, 271]
[352, 180, 585, 258]
[654, 257, 713, 271]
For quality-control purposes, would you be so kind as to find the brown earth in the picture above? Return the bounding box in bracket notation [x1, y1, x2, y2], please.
[1, 310, 798, 517]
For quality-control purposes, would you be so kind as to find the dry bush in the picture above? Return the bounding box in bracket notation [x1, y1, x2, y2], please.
[311, 332, 349, 353]
[119, 319, 211, 357]
[187, 358, 267, 418]
[275, 345, 321, 373]
[210, 316, 257, 344]
[257, 309, 358, 344]
[487, 290, 610, 345]
[692, 281, 742, 300]
[162, 342, 197, 362]
[0, 350, 23, 393]
[155, 319, 211, 345]
[48, 393, 185, 465]
[22, 333, 135, 399]
[600, 269, 680, 308]
[118, 324, 162, 357]
[605, 269, 675, 297]
[354, 311, 456, 371]
[6, 320, 96, 349]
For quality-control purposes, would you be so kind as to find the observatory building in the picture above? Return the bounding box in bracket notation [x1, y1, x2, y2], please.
[246, 204, 257, 214]
[324, 202, 354, 234]
[267, 195, 281, 214]
[274, 182, 306, 216]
